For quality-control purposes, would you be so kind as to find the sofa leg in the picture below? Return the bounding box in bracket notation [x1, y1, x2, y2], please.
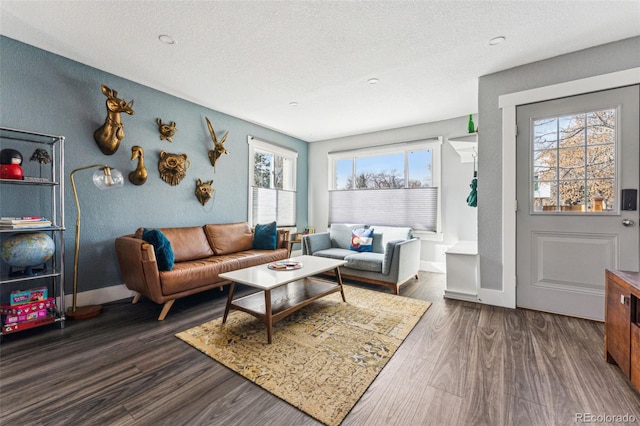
[393, 285, 399, 295]
[158, 300, 175, 321]
[132, 293, 141, 304]
[415, 274, 419, 280]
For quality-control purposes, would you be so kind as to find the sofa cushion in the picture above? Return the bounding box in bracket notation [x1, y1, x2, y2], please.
[253, 221, 277, 250]
[344, 252, 384, 273]
[160, 226, 215, 262]
[142, 228, 174, 271]
[136, 226, 214, 263]
[330, 223, 366, 250]
[313, 248, 353, 260]
[204, 222, 254, 255]
[371, 226, 413, 246]
[350, 228, 374, 252]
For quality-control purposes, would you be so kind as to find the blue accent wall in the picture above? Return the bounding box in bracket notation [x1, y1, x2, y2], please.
[0, 36, 308, 293]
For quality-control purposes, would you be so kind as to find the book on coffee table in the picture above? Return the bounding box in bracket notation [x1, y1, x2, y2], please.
[268, 259, 303, 270]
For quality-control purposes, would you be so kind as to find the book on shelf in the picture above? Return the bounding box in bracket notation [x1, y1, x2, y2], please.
[2, 315, 56, 334]
[0, 220, 53, 229]
[0, 216, 46, 222]
[0, 217, 51, 227]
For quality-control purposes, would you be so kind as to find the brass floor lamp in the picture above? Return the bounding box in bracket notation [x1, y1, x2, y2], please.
[66, 164, 124, 320]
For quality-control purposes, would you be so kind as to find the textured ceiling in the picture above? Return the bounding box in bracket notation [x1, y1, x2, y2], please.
[1, 1, 639, 142]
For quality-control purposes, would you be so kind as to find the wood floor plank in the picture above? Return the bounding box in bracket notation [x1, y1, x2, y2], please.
[1, 272, 639, 426]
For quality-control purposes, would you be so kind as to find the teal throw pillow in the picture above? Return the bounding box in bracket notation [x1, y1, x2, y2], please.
[142, 228, 174, 271]
[253, 221, 277, 250]
[350, 228, 374, 252]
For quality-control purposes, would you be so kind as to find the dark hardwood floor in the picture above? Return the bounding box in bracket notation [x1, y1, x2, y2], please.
[1, 272, 639, 425]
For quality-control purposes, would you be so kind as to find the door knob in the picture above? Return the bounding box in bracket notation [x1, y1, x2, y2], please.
[622, 219, 636, 227]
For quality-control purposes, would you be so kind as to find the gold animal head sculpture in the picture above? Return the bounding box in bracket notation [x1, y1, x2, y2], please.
[128, 145, 147, 186]
[158, 151, 190, 186]
[195, 179, 215, 206]
[205, 117, 229, 167]
[93, 84, 134, 155]
[156, 118, 177, 142]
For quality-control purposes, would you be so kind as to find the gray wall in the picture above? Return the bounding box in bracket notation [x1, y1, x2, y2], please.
[0, 36, 309, 294]
[308, 115, 478, 267]
[478, 36, 640, 290]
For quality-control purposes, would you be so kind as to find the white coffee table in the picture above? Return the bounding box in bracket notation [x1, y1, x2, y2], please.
[219, 255, 347, 343]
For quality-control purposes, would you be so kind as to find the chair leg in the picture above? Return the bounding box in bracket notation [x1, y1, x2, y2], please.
[132, 293, 141, 304]
[158, 300, 175, 321]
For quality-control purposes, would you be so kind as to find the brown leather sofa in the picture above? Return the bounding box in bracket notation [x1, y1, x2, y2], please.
[115, 222, 289, 320]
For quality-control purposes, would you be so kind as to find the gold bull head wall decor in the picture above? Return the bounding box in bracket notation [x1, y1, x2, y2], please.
[205, 117, 229, 168]
[158, 150, 190, 186]
[94, 84, 134, 155]
[195, 179, 215, 206]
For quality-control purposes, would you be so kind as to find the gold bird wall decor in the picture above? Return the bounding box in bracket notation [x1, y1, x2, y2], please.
[158, 150, 190, 186]
[205, 117, 229, 168]
[128, 145, 147, 186]
[93, 84, 134, 155]
[157, 118, 177, 142]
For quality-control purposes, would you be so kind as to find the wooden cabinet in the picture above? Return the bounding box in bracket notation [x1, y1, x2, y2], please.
[605, 269, 640, 391]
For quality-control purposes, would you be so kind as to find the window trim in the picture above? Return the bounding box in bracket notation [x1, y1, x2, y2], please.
[247, 136, 298, 227]
[327, 137, 443, 240]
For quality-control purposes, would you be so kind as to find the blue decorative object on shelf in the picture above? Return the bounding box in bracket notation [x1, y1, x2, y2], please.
[1, 232, 55, 276]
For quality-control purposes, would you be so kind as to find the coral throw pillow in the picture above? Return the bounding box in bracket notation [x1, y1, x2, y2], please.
[350, 228, 374, 252]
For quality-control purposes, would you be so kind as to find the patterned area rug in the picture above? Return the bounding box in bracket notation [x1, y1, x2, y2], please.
[175, 285, 431, 426]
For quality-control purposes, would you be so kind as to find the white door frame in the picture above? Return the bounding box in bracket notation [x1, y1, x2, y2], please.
[491, 67, 640, 309]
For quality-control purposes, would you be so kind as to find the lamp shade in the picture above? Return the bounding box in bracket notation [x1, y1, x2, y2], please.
[92, 166, 124, 189]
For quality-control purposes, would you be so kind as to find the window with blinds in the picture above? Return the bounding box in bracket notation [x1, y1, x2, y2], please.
[328, 138, 442, 232]
[248, 136, 297, 227]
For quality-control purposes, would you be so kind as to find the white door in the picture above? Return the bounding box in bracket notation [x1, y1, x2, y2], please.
[516, 85, 639, 320]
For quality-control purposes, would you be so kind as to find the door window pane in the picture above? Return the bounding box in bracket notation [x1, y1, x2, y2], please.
[532, 108, 616, 213]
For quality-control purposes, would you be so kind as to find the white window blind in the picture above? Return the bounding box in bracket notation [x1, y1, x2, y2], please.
[329, 187, 438, 231]
[251, 187, 296, 227]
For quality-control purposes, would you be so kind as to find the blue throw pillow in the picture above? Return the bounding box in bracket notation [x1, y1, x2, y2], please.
[142, 228, 174, 271]
[350, 228, 374, 252]
[253, 221, 277, 250]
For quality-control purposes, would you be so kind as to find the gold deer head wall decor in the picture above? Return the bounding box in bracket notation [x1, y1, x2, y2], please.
[205, 117, 229, 168]
[195, 179, 215, 206]
[128, 146, 148, 186]
[157, 118, 177, 142]
[158, 150, 190, 186]
[93, 84, 134, 155]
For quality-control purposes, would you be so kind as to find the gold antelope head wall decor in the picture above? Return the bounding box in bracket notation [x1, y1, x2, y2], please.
[94, 84, 134, 155]
[205, 117, 229, 168]
[157, 118, 177, 142]
[195, 178, 215, 206]
[158, 150, 190, 186]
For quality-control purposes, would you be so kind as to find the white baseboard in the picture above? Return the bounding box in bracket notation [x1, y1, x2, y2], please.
[443, 289, 479, 302]
[63, 284, 134, 310]
[477, 287, 515, 309]
[421, 260, 446, 273]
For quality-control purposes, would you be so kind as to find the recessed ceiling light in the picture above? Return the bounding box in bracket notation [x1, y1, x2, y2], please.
[289, 101, 299, 107]
[368, 78, 379, 85]
[488, 36, 505, 46]
[158, 34, 176, 45]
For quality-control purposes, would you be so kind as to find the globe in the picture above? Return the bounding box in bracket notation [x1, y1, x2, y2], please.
[1, 232, 55, 275]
